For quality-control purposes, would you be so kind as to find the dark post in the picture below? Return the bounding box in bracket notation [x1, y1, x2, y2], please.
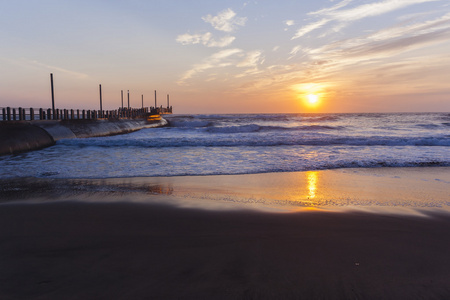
[18, 108, 23, 121]
[141, 94, 144, 109]
[167, 94, 169, 108]
[154, 90, 157, 108]
[50, 73, 55, 119]
[47, 108, 52, 120]
[2, 108, 5, 121]
[121, 90, 124, 110]
[30, 108, 34, 120]
[7, 107, 11, 121]
[99, 84, 103, 118]
[127, 90, 130, 109]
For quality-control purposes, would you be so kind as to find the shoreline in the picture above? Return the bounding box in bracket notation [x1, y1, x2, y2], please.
[1, 167, 449, 215]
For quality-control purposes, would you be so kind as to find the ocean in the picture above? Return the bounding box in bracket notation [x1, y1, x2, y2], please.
[0, 113, 449, 179]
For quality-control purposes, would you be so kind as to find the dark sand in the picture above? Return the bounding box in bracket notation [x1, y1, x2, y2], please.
[1, 168, 450, 299]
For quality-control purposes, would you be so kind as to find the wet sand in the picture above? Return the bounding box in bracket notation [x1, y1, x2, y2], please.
[0, 168, 450, 299]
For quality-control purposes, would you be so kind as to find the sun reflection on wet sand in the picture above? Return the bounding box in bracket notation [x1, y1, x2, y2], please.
[2, 168, 449, 215]
[307, 171, 318, 200]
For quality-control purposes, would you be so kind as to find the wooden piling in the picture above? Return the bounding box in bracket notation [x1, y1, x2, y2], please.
[127, 90, 130, 109]
[50, 73, 55, 119]
[99, 84, 103, 118]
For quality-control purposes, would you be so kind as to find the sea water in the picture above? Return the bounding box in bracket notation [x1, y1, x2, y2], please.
[0, 113, 449, 179]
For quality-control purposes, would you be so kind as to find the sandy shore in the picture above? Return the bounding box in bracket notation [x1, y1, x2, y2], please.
[0, 168, 450, 299]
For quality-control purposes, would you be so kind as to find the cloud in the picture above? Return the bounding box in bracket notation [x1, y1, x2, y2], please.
[176, 32, 212, 45]
[288, 45, 304, 59]
[27, 60, 88, 79]
[207, 36, 236, 47]
[292, 19, 330, 39]
[292, 0, 441, 39]
[237, 51, 264, 67]
[176, 8, 246, 48]
[202, 8, 247, 32]
[324, 0, 440, 22]
[176, 32, 235, 48]
[307, 12, 450, 63]
[284, 20, 295, 26]
[233, 8, 450, 99]
[178, 48, 243, 85]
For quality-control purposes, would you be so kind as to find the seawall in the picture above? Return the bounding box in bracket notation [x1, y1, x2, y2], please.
[0, 118, 168, 156]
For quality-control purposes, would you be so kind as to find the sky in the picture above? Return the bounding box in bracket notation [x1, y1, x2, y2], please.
[1, 0, 450, 114]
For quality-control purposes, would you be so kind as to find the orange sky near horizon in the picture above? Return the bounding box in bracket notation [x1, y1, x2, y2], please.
[1, 1, 449, 114]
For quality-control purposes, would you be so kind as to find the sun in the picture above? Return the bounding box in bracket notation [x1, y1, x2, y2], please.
[307, 94, 319, 105]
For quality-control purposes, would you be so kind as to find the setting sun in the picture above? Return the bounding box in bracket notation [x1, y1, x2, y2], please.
[307, 94, 319, 104]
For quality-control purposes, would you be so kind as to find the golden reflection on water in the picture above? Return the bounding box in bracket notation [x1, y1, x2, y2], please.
[307, 171, 318, 200]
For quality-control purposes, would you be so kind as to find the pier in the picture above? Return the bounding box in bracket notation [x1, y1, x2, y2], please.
[0, 74, 174, 155]
[0, 106, 172, 122]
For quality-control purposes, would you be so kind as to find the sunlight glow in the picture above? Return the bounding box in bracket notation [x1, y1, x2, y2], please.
[307, 94, 319, 104]
[307, 171, 318, 199]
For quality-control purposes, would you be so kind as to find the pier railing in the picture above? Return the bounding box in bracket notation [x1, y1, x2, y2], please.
[0, 106, 172, 122]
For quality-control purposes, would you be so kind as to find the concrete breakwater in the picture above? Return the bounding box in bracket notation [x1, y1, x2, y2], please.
[0, 118, 168, 155]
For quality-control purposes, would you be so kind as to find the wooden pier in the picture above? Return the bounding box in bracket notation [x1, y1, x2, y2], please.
[0, 106, 172, 122]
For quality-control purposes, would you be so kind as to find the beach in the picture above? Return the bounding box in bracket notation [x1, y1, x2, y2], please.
[1, 168, 450, 299]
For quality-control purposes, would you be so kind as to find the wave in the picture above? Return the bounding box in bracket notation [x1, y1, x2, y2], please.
[57, 135, 450, 148]
[205, 124, 343, 134]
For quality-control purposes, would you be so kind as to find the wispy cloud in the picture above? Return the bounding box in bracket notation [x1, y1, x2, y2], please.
[292, 18, 330, 39]
[237, 51, 264, 67]
[202, 8, 247, 32]
[240, 9, 450, 99]
[178, 49, 244, 85]
[4, 58, 89, 79]
[176, 32, 235, 48]
[293, 0, 441, 39]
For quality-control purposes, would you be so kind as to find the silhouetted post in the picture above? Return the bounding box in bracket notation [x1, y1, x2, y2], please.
[30, 108, 34, 120]
[50, 73, 55, 119]
[99, 84, 103, 118]
[154, 90, 157, 108]
[167, 94, 169, 108]
[141, 94, 144, 109]
[121, 90, 124, 110]
[127, 90, 130, 109]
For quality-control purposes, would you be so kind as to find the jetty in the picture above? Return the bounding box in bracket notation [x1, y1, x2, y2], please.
[0, 105, 172, 156]
[0, 74, 173, 155]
